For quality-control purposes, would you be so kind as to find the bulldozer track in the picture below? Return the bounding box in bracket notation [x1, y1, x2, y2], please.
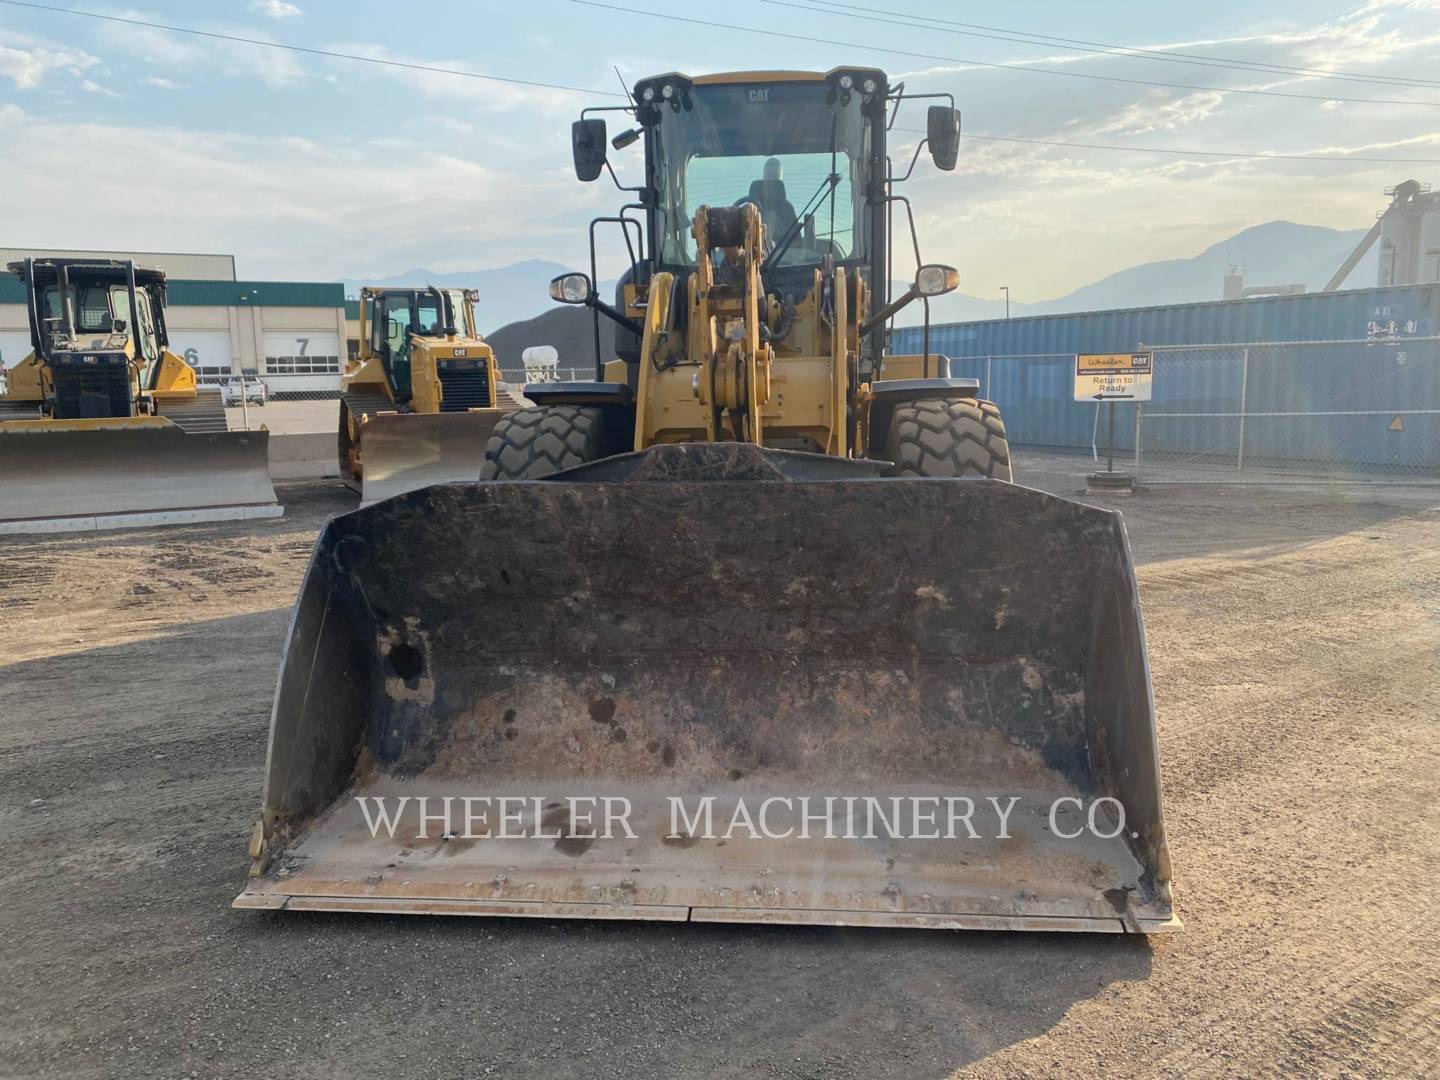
[0, 400, 43, 421]
[155, 387, 229, 434]
[340, 390, 401, 422]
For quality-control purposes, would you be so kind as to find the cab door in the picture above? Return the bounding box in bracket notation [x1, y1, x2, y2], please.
[373, 293, 414, 398]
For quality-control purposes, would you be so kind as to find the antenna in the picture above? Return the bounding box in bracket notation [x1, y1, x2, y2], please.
[613, 65, 635, 108]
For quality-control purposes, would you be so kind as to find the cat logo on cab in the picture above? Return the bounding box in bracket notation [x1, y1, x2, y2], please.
[748, 88, 770, 104]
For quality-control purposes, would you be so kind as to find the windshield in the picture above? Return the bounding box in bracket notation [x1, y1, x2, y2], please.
[41, 284, 124, 334]
[445, 290, 471, 335]
[653, 81, 870, 268]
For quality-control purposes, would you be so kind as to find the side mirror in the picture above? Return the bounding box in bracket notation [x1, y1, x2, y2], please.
[927, 105, 960, 171]
[572, 118, 608, 182]
[915, 264, 960, 297]
[549, 272, 594, 305]
[611, 127, 641, 151]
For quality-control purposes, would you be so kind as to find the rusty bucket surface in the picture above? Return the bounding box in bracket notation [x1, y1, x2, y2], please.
[236, 445, 1177, 933]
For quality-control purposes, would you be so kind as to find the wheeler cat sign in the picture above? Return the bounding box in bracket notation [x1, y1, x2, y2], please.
[1074, 352, 1153, 401]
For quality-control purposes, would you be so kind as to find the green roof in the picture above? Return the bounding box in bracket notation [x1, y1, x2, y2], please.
[0, 275, 344, 308]
[167, 280, 345, 307]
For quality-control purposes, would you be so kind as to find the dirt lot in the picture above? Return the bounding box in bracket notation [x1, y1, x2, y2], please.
[2, 454, 1437, 1079]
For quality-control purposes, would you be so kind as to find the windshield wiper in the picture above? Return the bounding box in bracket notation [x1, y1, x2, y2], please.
[761, 172, 839, 273]
[762, 114, 841, 274]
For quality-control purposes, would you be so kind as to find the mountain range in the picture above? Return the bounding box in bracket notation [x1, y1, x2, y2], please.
[911, 220, 1376, 325]
[354, 220, 1380, 364]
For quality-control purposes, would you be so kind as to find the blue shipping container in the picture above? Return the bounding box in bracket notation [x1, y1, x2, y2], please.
[891, 285, 1440, 469]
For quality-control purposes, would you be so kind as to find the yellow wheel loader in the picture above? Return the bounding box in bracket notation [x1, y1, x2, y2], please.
[238, 69, 1177, 934]
[0, 258, 279, 534]
[339, 286, 521, 505]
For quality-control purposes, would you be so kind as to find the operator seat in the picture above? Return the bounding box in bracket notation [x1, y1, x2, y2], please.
[735, 157, 798, 243]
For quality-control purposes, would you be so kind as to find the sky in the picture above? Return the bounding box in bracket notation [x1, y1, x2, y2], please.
[0, 0, 1437, 302]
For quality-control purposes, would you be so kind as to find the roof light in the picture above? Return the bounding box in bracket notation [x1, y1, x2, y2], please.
[641, 86, 655, 102]
[838, 74, 853, 90]
[862, 77, 877, 94]
[661, 84, 674, 100]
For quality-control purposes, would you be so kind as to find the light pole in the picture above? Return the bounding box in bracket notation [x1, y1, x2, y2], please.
[1000, 286, 1010, 319]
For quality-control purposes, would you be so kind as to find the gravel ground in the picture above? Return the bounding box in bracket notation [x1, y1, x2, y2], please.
[1, 455, 1436, 1079]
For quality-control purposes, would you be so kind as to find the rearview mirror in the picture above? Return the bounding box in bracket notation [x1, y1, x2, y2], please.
[549, 272, 594, 305]
[927, 105, 960, 171]
[915, 264, 960, 297]
[572, 118, 608, 182]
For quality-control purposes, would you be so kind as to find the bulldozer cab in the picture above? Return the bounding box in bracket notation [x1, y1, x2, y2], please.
[360, 287, 474, 401]
[11, 258, 170, 419]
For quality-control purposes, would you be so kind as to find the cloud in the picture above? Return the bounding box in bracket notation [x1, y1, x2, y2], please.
[248, 0, 303, 18]
[90, 9, 302, 85]
[2, 0, 1433, 300]
[0, 106, 600, 280]
[0, 31, 100, 89]
[80, 78, 122, 98]
[216, 34, 305, 86]
[1091, 91, 1226, 137]
[321, 43, 587, 113]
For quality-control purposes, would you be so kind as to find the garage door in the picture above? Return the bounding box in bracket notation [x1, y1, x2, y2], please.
[262, 332, 342, 396]
[167, 330, 234, 381]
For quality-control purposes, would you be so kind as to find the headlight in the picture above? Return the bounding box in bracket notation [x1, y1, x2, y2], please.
[915, 264, 960, 297]
[661, 84, 674, 100]
[862, 77, 877, 94]
[838, 74, 853, 90]
[549, 273, 593, 304]
[642, 86, 655, 102]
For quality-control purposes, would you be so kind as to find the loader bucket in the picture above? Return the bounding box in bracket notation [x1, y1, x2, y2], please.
[353, 409, 509, 506]
[0, 422, 281, 535]
[236, 445, 1177, 933]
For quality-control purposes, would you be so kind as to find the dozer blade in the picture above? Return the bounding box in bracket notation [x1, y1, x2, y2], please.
[354, 410, 508, 506]
[237, 445, 1177, 934]
[0, 422, 282, 535]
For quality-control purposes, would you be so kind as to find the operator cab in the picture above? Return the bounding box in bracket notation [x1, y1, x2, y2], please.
[365, 287, 472, 397]
[8, 258, 169, 419]
[561, 68, 962, 379]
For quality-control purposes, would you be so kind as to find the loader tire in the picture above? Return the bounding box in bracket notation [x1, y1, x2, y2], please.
[480, 405, 614, 480]
[883, 398, 1012, 481]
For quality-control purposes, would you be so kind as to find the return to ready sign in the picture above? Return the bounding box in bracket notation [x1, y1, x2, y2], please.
[1074, 352, 1153, 402]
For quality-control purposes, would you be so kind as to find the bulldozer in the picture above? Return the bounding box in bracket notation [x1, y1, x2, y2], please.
[0, 258, 279, 534]
[237, 68, 1177, 933]
[339, 286, 521, 505]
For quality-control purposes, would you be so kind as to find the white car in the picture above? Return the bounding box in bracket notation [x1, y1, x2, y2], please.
[221, 378, 267, 407]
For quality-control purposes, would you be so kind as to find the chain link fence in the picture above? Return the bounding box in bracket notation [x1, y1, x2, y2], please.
[1136, 338, 1439, 483]
[942, 337, 1440, 484]
[208, 338, 1440, 485]
[209, 369, 545, 435]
